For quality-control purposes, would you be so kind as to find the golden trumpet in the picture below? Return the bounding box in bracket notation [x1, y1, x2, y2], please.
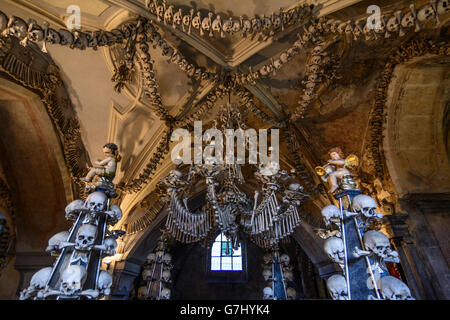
[315, 166, 326, 176]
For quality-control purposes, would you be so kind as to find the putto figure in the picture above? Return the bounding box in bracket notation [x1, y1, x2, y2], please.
[80, 143, 121, 183]
[315, 147, 358, 193]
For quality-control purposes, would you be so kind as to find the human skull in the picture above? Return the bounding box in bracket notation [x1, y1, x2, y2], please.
[280, 254, 290, 267]
[75, 224, 97, 250]
[263, 286, 273, 300]
[438, 0, 450, 15]
[201, 14, 212, 33]
[310, 55, 322, 65]
[263, 253, 273, 264]
[418, 4, 435, 21]
[386, 15, 400, 33]
[280, 52, 289, 64]
[222, 17, 233, 33]
[97, 270, 112, 295]
[161, 270, 171, 282]
[160, 287, 171, 299]
[60, 265, 86, 295]
[286, 287, 296, 300]
[262, 267, 272, 281]
[363, 230, 392, 259]
[232, 19, 241, 33]
[352, 194, 379, 218]
[137, 286, 147, 300]
[241, 17, 251, 34]
[251, 17, 262, 32]
[321, 205, 341, 227]
[401, 12, 416, 28]
[288, 182, 302, 191]
[164, 5, 174, 25]
[30, 267, 53, 289]
[103, 237, 117, 255]
[326, 274, 348, 300]
[212, 15, 222, 33]
[262, 15, 272, 30]
[142, 268, 154, 281]
[107, 204, 122, 223]
[162, 253, 172, 265]
[312, 45, 323, 56]
[173, 9, 182, 26]
[273, 59, 282, 70]
[324, 237, 345, 264]
[378, 276, 415, 300]
[284, 270, 294, 282]
[65, 199, 85, 215]
[155, 250, 164, 262]
[192, 12, 201, 30]
[308, 64, 320, 74]
[86, 191, 107, 212]
[46, 231, 70, 253]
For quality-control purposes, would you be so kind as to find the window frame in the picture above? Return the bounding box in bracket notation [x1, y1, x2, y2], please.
[205, 232, 248, 283]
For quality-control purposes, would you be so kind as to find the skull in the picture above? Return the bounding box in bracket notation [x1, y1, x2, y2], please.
[142, 268, 154, 281]
[241, 17, 251, 34]
[418, 4, 435, 21]
[438, 0, 450, 15]
[232, 19, 241, 33]
[30, 267, 53, 289]
[192, 12, 201, 30]
[47, 28, 61, 44]
[65, 199, 85, 216]
[137, 286, 147, 300]
[262, 267, 272, 281]
[201, 13, 212, 35]
[60, 265, 86, 295]
[103, 237, 117, 255]
[251, 17, 262, 32]
[162, 253, 172, 265]
[164, 5, 174, 25]
[280, 254, 290, 267]
[86, 191, 107, 212]
[308, 64, 320, 74]
[386, 16, 400, 33]
[310, 55, 322, 65]
[160, 287, 171, 299]
[401, 12, 416, 28]
[286, 287, 296, 300]
[283, 270, 294, 282]
[363, 230, 394, 260]
[46, 231, 70, 253]
[97, 270, 112, 295]
[155, 250, 164, 262]
[145, 252, 156, 264]
[312, 45, 323, 56]
[212, 15, 222, 33]
[326, 274, 348, 300]
[262, 15, 272, 30]
[280, 52, 289, 64]
[378, 276, 415, 300]
[321, 205, 341, 227]
[273, 59, 282, 70]
[323, 237, 345, 264]
[263, 286, 273, 300]
[106, 204, 122, 223]
[288, 182, 303, 192]
[222, 17, 233, 33]
[263, 253, 273, 264]
[161, 270, 171, 282]
[173, 9, 182, 27]
[75, 224, 97, 250]
[352, 194, 381, 219]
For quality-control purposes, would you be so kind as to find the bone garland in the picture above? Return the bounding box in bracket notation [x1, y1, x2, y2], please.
[135, 34, 173, 123]
[117, 127, 173, 193]
[125, 200, 165, 235]
[143, 21, 215, 81]
[318, 1, 448, 42]
[0, 10, 128, 52]
[291, 46, 340, 121]
[145, 0, 316, 39]
[283, 127, 317, 193]
[235, 86, 286, 128]
[365, 39, 449, 180]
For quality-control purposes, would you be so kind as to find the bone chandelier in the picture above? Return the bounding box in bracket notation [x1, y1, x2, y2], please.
[159, 101, 308, 249]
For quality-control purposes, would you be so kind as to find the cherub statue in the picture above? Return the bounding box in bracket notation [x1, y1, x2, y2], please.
[315, 147, 358, 193]
[80, 143, 121, 183]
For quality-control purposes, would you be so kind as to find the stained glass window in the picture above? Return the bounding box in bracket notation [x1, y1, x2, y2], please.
[210, 232, 243, 271]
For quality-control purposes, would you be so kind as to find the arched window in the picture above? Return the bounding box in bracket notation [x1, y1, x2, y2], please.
[210, 233, 242, 271]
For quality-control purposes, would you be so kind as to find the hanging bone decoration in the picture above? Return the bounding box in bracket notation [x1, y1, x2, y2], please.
[138, 232, 173, 300]
[19, 144, 125, 300]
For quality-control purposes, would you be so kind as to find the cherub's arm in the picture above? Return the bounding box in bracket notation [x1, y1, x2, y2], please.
[328, 159, 345, 166]
[96, 157, 112, 167]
